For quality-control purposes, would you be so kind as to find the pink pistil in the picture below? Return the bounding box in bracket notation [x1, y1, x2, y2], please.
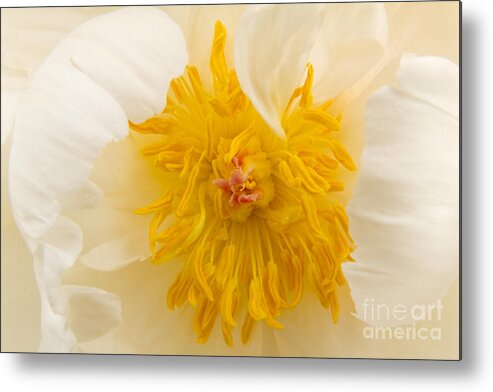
[237, 192, 261, 204]
[212, 178, 230, 192]
[213, 154, 262, 207]
[229, 168, 248, 187]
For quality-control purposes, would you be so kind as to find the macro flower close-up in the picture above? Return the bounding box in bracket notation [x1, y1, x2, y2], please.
[1, 2, 459, 359]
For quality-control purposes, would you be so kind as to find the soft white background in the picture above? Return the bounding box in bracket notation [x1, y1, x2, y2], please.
[0, 0, 489, 390]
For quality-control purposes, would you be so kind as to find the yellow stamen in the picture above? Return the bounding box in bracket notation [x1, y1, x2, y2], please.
[329, 140, 357, 171]
[299, 64, 314, 108]
[302, 109, 341, 131]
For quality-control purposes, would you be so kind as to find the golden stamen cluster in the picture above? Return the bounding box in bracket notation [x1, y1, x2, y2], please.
[131, 21, 355, 346]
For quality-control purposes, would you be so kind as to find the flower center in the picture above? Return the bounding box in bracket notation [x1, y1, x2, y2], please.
[131, 21, 356, 346]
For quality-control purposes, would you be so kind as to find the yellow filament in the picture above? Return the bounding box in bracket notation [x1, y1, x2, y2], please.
[210, 21, 229, 90]
[129, 114, 172, 135]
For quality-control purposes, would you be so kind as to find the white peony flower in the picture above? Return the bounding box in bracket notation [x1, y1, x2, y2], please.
[2, 3, 459, 358]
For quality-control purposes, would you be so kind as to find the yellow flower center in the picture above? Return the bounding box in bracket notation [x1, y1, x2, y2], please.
[131, 21, 355, 346]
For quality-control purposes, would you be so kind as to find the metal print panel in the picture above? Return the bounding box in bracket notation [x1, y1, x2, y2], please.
[1, 1, 460, 359]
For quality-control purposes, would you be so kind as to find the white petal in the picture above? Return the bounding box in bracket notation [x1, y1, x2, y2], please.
[1, 7, 113, 77]
[77, 208, 151, 271]
[61, 285, 122, 343]
[34, 217, 118, 352]
[234, 4, 327, 137]
[344, 55, 459, 327]
[34, 216, 81, 352]
[60, 8, 187, 123]
[1, 8, 113, 146]
[10, 62, 128, 244]
[310, 3, 387, 102]
[8, 7, 188, 351]
[234, 3, 387, 137]
[396, 54, 459, 116]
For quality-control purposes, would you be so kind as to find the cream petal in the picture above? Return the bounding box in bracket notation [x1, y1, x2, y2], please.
[61, 285, 121, 343]
[344, 55, 459, 327]
[1, 7, 114, 146]
[61, 8, 187, 123]
[67, 134, 167, 272]
[158, 4, 246, 93]
[234, 3, 387, 137]
[234, 4, 327, 137]
[8, 7, 188, 351]
[87, 133, 170, 210]
[1, 7, 114, 77]
[310, 3, 387, 102]
[34, 216, 81, 352]
[396, 54, 459, 116]
[35, 217, 120, 351]
[77, 208, 151, 272]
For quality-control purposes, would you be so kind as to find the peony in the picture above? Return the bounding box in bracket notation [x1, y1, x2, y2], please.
[1, 2, 459, 358]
